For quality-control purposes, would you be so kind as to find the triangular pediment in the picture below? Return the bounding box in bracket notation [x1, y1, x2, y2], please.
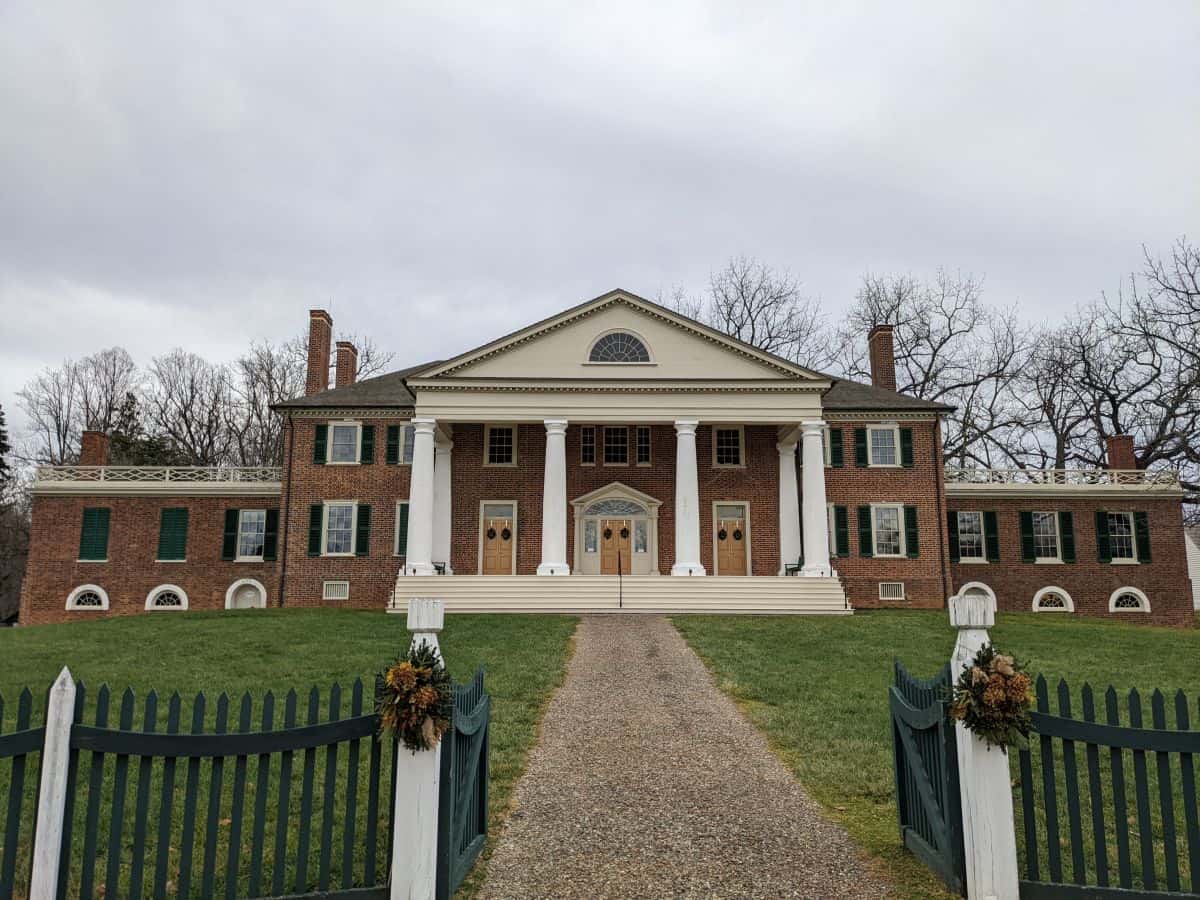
[570, 481, 663, 511]
[416, 290, 828, 383]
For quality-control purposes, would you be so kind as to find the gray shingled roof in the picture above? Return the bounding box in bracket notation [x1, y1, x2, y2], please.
[272, 361, 441, 409]
[822, 378, 953, 412]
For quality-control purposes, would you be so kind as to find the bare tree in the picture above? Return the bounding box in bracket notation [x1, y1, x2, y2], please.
[284, 331, 397, 387]
[144, 350, 235, 466]
[228, 340, 307, 466]
[16, 359, 83, 464]
[78, 347, 141, 433]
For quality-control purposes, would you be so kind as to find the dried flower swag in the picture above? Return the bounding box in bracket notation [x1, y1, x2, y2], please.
[376, 641, 454, 752]
[949, 643, 1033, 752]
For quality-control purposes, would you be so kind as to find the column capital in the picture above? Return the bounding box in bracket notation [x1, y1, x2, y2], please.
[800, 419, 826, 435]
[674, 419, 700, 435]
[776, 440, 798, 455]
[411, 417, 437, 434]
[543, 418, 569, 434]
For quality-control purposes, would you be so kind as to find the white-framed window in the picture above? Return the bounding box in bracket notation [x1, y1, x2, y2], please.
[66, 584, 109, 611]
[484, 425, 516, 466]
[328, 422, 362, 464]
[145, 584, 188, 611]
[868, 425, 900, 467]
[1107, 511, 1137, 562]
[237, 509, 267, 561]
[402, 424, 416, 465]
[957, 511, 985, 561]
[634, 520, 649, 554]
[603, 426, 628, 465]
[1109, 587, 1150, 613]
[587, 331, 652, 363]
[583, 519, 598, 553]
[713, 426, 744, 467]
[1032, 511, 1060, 562]
[580, 426, 596, 465]
[323, 580, 350, 602]
[323, 501, 357, 556]
[872, 504, 905, 557]
[635, 426, 652, 465]
[1032, 586, 1074, 612]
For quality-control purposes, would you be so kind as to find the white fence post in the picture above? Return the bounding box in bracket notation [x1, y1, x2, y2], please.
[390, 598, 445, 900]
[29, 666, 76, 900]
[949, 591, 1020, 900]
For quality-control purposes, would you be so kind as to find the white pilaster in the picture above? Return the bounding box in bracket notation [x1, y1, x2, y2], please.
[432, 437, 453, 574]
[800, 420, 831, 576]
[404, 418, 437, 576]
[949, 590, 1020, 900]
[29, 667, 76, 900]
[777, 440, 802, 574]
[671, 420, 706, 576]
[537, 419, 570, 575]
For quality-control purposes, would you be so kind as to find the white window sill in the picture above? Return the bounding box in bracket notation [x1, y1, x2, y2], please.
[602, 462, 630, 467]
[1110, 558, 1140, 565]
[327, 460, 360, 466]
[322, 552, 356, 558]
[76, 559, 108, 563]
[68, 606, 107, 612]
[873, 552, 905, 559]
[483, 462, 517, 468]
[236, 557, 265, 564]
[713, 464, 745, 470]
[155, 559, 187, 564]
[958, 557, 989, 564]
[1034, 558, 1064, 565]
[869, 463, 902, 469]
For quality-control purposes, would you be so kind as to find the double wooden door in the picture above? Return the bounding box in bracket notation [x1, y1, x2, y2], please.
[599, 518, 632, 575]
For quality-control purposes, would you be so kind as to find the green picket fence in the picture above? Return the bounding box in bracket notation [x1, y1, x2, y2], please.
[1015, 676, 1200, 899]
[1, 688, 43, 900]
[436, 668, 490, 900]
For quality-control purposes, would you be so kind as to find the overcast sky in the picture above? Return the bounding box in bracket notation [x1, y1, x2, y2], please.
[2, 2, 1197, 441]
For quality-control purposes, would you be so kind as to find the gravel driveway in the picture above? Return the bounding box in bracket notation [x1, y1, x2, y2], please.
[478, 615, 892, 899]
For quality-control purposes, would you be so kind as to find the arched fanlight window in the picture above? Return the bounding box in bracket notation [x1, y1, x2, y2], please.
[583, 499, 648, 517]
[1109, 587, 1150, 613]
[146, 584, 189, 610]
[588, 332, 651, 363]
[1032, 586, 1074, 612]
[66, 584, 109, 611]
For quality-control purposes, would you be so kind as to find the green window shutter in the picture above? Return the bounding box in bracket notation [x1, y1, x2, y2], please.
[834, 506, 849, 557]
[1019, 512, 1036, 563]
[904, 506, 919, 558]
[386, 425, 401, 465]
[900, 428, 914, 468]
[221, 509, 239, 560]
[313, 424, 328, 465]
[157, 507, 188, 561]
[946, 511, 960, 563]
[360, 425, 375, 464]
[1059, 511, 1076, 563]
[1095, 510, 1112, 563]
[263, 508, 280, 561]
[829, 429, 844, 468]
[857, 506, 873, 557]
[396, 503, 410, 555]
[79, 507, 111, 561]
[355, 504, 372, 557]
[307, 505, 323, 557]
[1134, 511, 1152, 562]
[983, 511, 1000, 562]
[853, 428, 868, 467]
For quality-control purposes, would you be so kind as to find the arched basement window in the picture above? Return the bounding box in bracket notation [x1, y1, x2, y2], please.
[1109, 587, 1150, 613]
[146, 584, 189, 610]
[589, 332, 650, 363]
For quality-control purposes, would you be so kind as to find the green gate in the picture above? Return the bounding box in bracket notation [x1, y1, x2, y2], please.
[436, 668, 490, 900]
[1, 689, 42, 900]
[890, 659, 966, 896]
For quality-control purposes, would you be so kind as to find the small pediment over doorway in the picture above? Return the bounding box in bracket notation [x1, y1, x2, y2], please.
[571, 482, 663, 516]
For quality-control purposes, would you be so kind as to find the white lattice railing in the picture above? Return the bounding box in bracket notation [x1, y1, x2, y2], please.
[35, 466, 283, 484]
[944, 467, 1179, 487]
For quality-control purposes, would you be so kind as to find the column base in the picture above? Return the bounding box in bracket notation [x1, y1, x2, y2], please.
[800, 563, 832, 577]
[536, 563, 570, 576]
[403, 562, 438, 576]
[671, 563, 707, 576]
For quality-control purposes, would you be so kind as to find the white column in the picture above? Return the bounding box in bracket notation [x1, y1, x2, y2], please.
[671, 420, 706, 576]
[29, 667, 76, 900]
[391, 599, 444, 900]
[404, 418, 437, 576]
[950, 590, 1020, 900]
[777, 440, 802, 574]
[537, 419, 570, 575]
[800, 420, 831, 576]
[432, 437, 453, 574]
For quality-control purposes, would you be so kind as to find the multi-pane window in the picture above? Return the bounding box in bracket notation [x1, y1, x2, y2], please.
[149, 589, 185, 609]
[486, 426, 515, 465]
[957, 511, 985, 560]
[714, 428, 743, 466]
[589, 332, 650, 363]
[1032, 511, 1059, 560]
[634, 521, 648, 554]
[581, 426, 596, 464]
[603, 427, 628, 465]
[324, 503, 356, 555]
[873, 505, 903, 557]
[402, 425, 416, 464]
[329, 424, 360, 463]
[1107, 512, 1136, 561]
[868, 427, 898, 466]
[75, 591, 104, 607]
[583, 520, 598, 553]
[635, 427, 651, 465]
[238, 510, 267, 560]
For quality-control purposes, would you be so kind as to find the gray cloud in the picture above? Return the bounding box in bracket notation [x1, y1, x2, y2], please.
[2, 1, 1197, 438]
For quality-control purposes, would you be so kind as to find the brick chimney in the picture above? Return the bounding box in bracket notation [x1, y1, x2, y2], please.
[1106, 434, 1138, 470]
[305, 309, 333, 396]
[80, 430, 110, 466]
[867, 324, 897, 392]
[335, 341, 358, 388]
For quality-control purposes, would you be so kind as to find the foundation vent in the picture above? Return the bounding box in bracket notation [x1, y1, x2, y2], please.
[879, 582, 906, 602]
[322, 580, 350, 602]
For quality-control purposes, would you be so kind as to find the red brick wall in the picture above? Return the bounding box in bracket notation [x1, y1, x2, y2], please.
[696, 425, 780, 576]
[824, 418, 950, 609]
[19, 494, 280, 625]
[947, 495, 1194, 626]
[279, 415, 414, 609]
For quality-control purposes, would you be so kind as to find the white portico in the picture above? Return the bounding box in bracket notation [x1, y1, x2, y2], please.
[390, 290, 845, 613]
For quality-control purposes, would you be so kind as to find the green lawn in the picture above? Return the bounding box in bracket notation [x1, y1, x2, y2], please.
[0, 609, 577, 898]
[673, 610, 1200, 900]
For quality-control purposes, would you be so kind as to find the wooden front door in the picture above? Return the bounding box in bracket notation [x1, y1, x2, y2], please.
[482, 516, 514, 575]
[716, 513, 748, 575]
[600, 519, 632, 575]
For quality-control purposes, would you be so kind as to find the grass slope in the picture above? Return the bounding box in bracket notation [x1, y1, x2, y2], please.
[673, 610, 1200, 900]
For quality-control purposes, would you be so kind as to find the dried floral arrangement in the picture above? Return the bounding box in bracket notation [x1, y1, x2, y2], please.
[948, 643, 1033, 751]
[376, 641, 454, 752]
